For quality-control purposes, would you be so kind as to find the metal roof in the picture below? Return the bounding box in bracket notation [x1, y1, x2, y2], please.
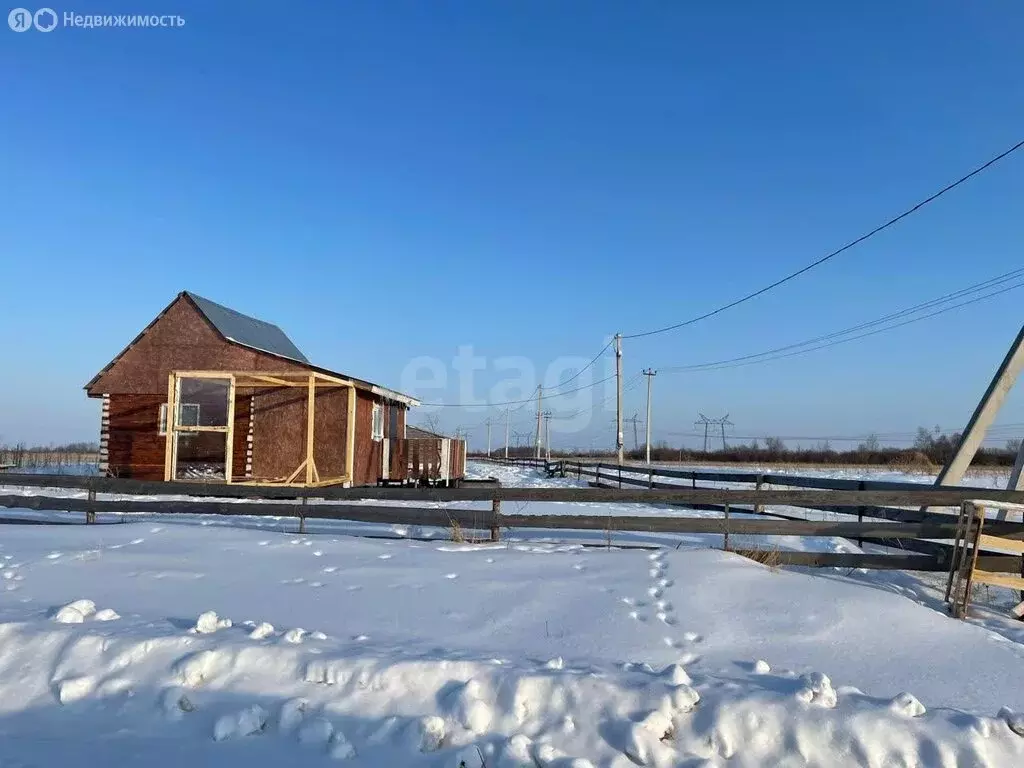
[406, 425, 448, 439]
[185, 292, 309, 364]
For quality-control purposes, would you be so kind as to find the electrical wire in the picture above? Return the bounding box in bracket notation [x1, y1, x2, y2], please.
[658, 270, 1024, 373]
[622, 137, 1024, 340]
[417, 373, 617, 407]
[555, 338, 615, 388]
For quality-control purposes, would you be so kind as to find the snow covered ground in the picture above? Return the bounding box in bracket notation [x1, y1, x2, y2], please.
[2, 466, 1024, 765]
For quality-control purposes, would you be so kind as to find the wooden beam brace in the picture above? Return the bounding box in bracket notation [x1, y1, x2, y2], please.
[346, 383, 356, 485]
[163, 372, 175, 481]
[225, 375, 236, 484]
[285, 459, 308, 485]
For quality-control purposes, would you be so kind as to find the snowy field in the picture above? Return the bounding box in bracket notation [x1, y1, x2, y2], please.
[2, 466, 1024, 765]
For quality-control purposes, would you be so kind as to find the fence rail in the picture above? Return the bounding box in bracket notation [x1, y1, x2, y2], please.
[3, 461, 1024, 573]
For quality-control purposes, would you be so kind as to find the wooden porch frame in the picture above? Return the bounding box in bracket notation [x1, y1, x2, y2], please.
[163, 370, 356, 487]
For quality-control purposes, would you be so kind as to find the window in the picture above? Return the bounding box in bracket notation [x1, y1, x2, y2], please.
[158, 403, 200, 436]
[371, 403, 385, 441]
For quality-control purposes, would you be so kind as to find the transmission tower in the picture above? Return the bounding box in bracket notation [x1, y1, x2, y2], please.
[625, 412, 641, 451]
[720, 414, 733, 450]
[695, 413, 733, 452]
[695, 413, 713, 453]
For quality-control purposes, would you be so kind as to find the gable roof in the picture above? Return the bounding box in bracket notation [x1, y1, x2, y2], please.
[85, 292, 420, 406]
[185, 292, 308, 364]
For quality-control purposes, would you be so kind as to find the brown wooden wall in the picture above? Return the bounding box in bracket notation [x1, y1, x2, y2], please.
[232, 395, 251, 479]
[107, 393, 251, 481]
[90, 295, 410, 486]
[107, 394, 166, 480]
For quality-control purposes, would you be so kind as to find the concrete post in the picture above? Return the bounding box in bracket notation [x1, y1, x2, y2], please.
[935, 324, 1024, 489]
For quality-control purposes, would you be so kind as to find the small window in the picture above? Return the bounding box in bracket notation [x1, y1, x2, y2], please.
[159, 402, 201, 435]
[371, 403, 384, 441]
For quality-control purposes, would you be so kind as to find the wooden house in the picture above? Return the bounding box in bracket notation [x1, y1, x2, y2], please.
[84, 291, 462, 487]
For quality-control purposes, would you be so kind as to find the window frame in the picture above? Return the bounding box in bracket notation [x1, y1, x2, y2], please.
[371, 402, 385, 442]
[159, 402, 200, 435]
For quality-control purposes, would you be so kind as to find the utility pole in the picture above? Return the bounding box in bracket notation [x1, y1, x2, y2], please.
[486, 418, 491, 458]
[535, 386, 543, 459]
[643, 368, 657, 464]
[543, 412, 552, 461]
[615, 333, 624, 466]
[504, 407, 510, 460]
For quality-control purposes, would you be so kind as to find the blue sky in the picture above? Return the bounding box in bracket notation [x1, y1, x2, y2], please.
[1, 1, 1023, 449]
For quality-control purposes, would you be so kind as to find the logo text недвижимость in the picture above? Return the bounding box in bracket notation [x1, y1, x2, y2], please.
[8, 8, 184, 31]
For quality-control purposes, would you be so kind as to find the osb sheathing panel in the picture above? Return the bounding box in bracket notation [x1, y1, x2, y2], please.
[353, 391, 382, 486]
[250, 386, 349, 481]
[88, 298, 311, 396]
[313, 388, 348, 480]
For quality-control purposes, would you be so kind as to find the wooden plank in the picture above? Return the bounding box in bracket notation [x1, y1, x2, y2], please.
[976, 533, 1024, 554]
[345, 384, 356, 484]
[5, 471, 1024, 508]
[163, 373, 175, 481]
[972, 570, 1024, 590]
[225, 376, 236, 484]
[237, 374, 299, 388]
[285, 459, 307, 485]
[729, 550, 946, 571]
[0, 491, 1018, 543]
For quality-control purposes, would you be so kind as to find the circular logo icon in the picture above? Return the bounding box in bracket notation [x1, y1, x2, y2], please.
[8, 7, 33, 31]
[34, 7, 57, 31]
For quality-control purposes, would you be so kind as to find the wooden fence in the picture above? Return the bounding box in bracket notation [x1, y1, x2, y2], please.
[2, 465, 1024, 573]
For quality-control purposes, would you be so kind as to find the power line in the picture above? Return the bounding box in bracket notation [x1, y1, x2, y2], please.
[418, 338, 617, 411]
[623, 137, 1024, 340]
[418, 373, 616, 408]
[658, 268, 1024, 373]
[556, 338, 615, 388]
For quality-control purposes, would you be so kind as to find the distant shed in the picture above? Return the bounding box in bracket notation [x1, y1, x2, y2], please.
[396, 426, 468, 484]
[84, 291, 464, 487]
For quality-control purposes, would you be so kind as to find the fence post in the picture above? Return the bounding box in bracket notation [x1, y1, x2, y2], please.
[86, 486, 96, 525]
[648, 468, 654, 490]
[857, 480, 865, 547]
[299, 496, 307, 534]
[754, 474, 764, 516]
[618, 463, 622, 490]
[595, 462, 601, 485]
[723, 502, 730, 551]
[490, 496, 501, 542]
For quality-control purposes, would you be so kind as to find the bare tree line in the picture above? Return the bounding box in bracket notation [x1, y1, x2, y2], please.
[483, 428, 1023, 468]
[0, 441, 100, 469]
